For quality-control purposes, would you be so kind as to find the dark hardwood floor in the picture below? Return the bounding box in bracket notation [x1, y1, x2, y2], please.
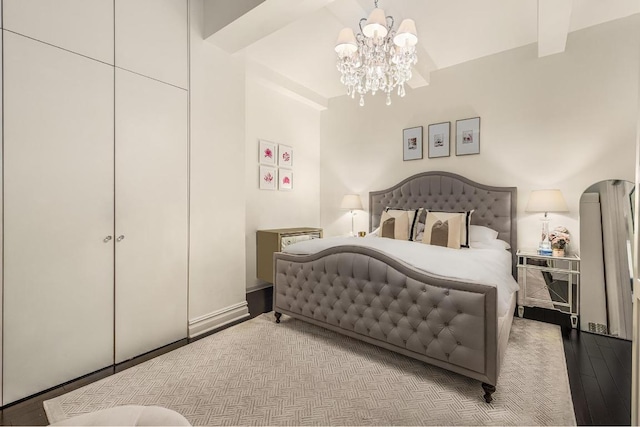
[0, 286, 632, 426]
[564, 327, 632, 425]
[522, 306, 632, 425]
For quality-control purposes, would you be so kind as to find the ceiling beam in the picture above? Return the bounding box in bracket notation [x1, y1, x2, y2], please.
[537, 0, 573, 57]
[203, 0, 266, 38]
[408, 44, 436, 88]
[246, 60, 329, 111]
[205, 0, 337, 54]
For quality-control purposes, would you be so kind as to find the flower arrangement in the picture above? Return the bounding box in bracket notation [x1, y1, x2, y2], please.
[549, 226, 570, 250]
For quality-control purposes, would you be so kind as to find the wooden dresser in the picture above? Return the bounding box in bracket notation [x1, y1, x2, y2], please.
[256, 227, 323, 283]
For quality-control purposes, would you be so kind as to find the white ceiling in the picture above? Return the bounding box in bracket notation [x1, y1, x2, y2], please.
[206, 0, 640, 102]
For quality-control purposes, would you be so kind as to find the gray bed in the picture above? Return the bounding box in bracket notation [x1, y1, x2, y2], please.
[273, 171, 517, 403]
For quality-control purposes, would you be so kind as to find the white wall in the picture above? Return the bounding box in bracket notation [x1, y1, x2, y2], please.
[320, 15, 640, 252]
[245, 77, 321, 291]
[189, 0, 248, 332]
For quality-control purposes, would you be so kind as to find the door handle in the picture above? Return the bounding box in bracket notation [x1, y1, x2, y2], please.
[116, 235, 125, 242]
[103, 236, 113, 243]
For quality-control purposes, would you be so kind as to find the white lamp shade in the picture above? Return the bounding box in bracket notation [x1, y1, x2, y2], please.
[362, 8, 388, 38]
[340, 194, 363, 210]
[525, 189, 569, 213]
[393, 19, 418, 47]
[335, 28, 358, 57]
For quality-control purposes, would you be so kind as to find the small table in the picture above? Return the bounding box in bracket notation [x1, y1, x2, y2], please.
[516, 250, 580, 328]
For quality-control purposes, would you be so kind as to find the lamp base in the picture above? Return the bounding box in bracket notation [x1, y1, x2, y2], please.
[537, 217, 552, 255]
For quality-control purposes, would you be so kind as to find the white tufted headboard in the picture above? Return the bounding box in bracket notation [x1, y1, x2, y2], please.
[369, 171, 517, 277]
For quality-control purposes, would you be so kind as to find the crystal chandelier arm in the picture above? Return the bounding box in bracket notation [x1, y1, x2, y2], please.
[358, 18, 367, 34]
[386, 16, 394, 31]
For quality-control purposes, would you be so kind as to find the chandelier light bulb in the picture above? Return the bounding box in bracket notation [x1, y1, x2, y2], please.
[362, 8, 388, 38]
[393, 19, 418, 47]
[335, 28, 358, 57]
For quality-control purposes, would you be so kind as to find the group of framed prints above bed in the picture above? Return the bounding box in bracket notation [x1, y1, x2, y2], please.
[259, 139, 293, 191]
[403, 117, 481, 161]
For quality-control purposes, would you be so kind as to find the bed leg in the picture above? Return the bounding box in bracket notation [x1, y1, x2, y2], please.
[481, 383, 496, 403]
[274, 312, 282, 324]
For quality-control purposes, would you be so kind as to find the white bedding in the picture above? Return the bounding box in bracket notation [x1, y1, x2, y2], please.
[283, 236, 519, 317]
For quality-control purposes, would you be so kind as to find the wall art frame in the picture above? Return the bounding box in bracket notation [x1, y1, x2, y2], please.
[455, 117, 481, 156]
[428, 122, 451, 158]
[278, 144, 293, 167]
[259, 139, 277, 165]
[259, 165, 277, 190]
[403, 126, 423, 161]
[279, 168, 293, 191]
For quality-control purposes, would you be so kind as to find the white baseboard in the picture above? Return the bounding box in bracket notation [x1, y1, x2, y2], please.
[188, 301, 249, 338]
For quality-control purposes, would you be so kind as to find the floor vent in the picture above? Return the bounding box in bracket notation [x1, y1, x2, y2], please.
[588, 322, 608, 335]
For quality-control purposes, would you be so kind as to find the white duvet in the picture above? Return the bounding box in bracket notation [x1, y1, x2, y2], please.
[283, 236, 519, 317]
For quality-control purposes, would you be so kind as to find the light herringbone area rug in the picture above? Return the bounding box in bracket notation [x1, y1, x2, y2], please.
[44, 314, 576, 426]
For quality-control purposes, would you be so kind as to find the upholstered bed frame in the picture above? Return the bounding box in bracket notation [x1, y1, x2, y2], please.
[370, 171, 517, 277]
[273, 172, 517, 403]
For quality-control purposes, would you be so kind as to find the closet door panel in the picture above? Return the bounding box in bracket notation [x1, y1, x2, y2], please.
[3, 33, 114, 404]
[0, 28, 4, 407]
[115, 69, 187, 363]
[115, 0, 187, 88]
[3, 0, 114, 64]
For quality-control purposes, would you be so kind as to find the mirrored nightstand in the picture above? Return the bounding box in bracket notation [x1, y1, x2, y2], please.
[517, 250, 580, 328]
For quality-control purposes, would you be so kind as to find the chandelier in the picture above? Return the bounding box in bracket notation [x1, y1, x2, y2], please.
[334, 0, 418, 106]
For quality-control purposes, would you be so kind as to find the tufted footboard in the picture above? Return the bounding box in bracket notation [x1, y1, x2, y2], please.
[273, 246, 503, 402]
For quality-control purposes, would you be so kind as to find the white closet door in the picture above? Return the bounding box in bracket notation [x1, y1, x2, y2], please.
[3, 32, 114, 405]
[0, 27, 4, 408]
[115, 69, 188, 363]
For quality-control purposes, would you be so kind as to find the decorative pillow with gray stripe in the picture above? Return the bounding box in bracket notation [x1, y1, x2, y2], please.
[421, 211, 469, 249]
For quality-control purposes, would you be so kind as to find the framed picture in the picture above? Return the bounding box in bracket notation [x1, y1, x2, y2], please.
[259, 165, 277, 190]
[428, 122, 451, 158]
[403, 126, 423, 161]
[278, 144, 293, 167]
[455, 117, 481, 156]
[279, 169, 293, 191]
[259, 139, 277, 165]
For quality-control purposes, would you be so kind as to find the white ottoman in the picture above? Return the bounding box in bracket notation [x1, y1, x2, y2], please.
[50, 405, 191, 426]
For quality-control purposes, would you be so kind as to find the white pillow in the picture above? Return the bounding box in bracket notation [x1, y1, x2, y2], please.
[470, 239, 511, 251]
[366, 227, 380, 237]
[469, 225, 499, 242]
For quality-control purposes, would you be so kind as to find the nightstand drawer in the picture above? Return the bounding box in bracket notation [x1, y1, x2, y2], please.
[281, 232, 321, 249]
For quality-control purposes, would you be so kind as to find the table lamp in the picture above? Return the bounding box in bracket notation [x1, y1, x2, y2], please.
[340, 194, 363, 236]
[525, 189, 569, 255]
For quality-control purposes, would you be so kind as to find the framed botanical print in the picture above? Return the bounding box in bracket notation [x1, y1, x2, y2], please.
[259, 165, 277, 190]
[279, 169, 292, 190]
[259, 139, 277, 165]
[278, 145, 293, 167]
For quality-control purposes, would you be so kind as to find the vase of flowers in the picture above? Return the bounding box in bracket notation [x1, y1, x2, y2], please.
[549, 226, 570, 257]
